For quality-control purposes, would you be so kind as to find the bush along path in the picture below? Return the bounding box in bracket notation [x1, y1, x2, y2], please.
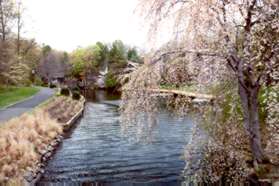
[0, 92, 85, 184]
[0, 87, 54, 123]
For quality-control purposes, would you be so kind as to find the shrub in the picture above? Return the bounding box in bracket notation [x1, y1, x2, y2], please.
[49, 84, 56, 88]
[60, 88, 70, 96]
[71, 86, 80, 92]
[105, 72, 118, 89]
[34, 76, 45, 86]
[72, 91, 81, 100]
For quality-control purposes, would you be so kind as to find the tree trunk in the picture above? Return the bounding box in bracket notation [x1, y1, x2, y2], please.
[0, 0, 6, 42]
[238, 81, 265, 163]
[16, 2, 21, 56]
[17, 20, 20, 56]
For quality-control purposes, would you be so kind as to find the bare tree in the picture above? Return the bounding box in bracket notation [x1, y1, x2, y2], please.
[15, 0, 23, 56]
[0, 0, 15, 84]
[38, 50, 69, 83]
[138, 0, 279, 163]
[0, 0, 15, 42]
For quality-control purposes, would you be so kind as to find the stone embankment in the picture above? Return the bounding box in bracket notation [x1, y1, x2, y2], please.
[25, 95, 86, 184]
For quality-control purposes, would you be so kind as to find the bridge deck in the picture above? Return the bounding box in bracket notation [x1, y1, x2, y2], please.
[147, 88, 215, 100]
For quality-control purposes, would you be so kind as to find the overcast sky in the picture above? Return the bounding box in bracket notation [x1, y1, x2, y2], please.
[23, 0, 150, 52]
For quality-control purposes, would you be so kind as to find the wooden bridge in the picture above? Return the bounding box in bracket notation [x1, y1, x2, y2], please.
[123, 88, 215, 102]
[147, 88, 215, 101]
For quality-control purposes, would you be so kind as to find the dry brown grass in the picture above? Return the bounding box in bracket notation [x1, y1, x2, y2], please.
[45, 96, 83, 123]
[0, 111, 62, 182]
[0, 95, 83, 182]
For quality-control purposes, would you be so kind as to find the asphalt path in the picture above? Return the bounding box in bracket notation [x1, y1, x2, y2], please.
[0, 87, 55, 123]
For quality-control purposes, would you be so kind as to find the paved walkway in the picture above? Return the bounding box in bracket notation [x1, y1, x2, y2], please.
[0, 87, 55, 123]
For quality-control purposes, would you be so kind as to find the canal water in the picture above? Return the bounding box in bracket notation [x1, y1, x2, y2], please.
[38, 91, 194, 185]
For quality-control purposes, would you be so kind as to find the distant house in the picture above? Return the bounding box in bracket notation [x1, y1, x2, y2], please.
[37, 56, 68, 85]
[38, 69, 67, 87]
[65, 78, 79, 90]
[37, 52, 69, 87]
[80, 73, 98, 89]
[50, 73, 66, 85]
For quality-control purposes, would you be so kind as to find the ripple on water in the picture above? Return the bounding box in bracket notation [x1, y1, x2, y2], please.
[38, 102, 194, 185]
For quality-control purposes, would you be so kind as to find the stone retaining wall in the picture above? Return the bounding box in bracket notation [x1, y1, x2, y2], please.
[24, 97, 86, 185]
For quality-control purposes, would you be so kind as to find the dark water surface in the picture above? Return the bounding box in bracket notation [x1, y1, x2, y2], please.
[38, 91, 194, 185]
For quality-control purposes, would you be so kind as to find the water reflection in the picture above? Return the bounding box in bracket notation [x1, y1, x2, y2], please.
[83, 90, 121, 102]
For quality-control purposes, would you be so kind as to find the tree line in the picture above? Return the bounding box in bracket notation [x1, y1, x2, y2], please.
[70, 40, 142, 79]
[0, 0, 142, 89]
[0, 0, 40, 85]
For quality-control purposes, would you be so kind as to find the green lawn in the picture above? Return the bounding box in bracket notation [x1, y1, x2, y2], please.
[0, 86, 40, 108]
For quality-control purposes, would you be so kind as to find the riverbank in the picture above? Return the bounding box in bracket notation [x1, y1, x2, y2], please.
[0, 93, 85, 184]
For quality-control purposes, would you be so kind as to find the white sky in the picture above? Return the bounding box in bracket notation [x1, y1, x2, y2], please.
[23, 0, 151, 52]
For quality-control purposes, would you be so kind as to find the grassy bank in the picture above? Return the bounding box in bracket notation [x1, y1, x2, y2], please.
[0, 87, 40, 108]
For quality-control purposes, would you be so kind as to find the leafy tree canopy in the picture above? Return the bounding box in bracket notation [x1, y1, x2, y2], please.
[108, 40, 127, 68]
[127, 47, 142, 63]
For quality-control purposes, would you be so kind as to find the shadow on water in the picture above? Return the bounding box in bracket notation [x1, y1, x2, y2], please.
[83, 90, 121, 102]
